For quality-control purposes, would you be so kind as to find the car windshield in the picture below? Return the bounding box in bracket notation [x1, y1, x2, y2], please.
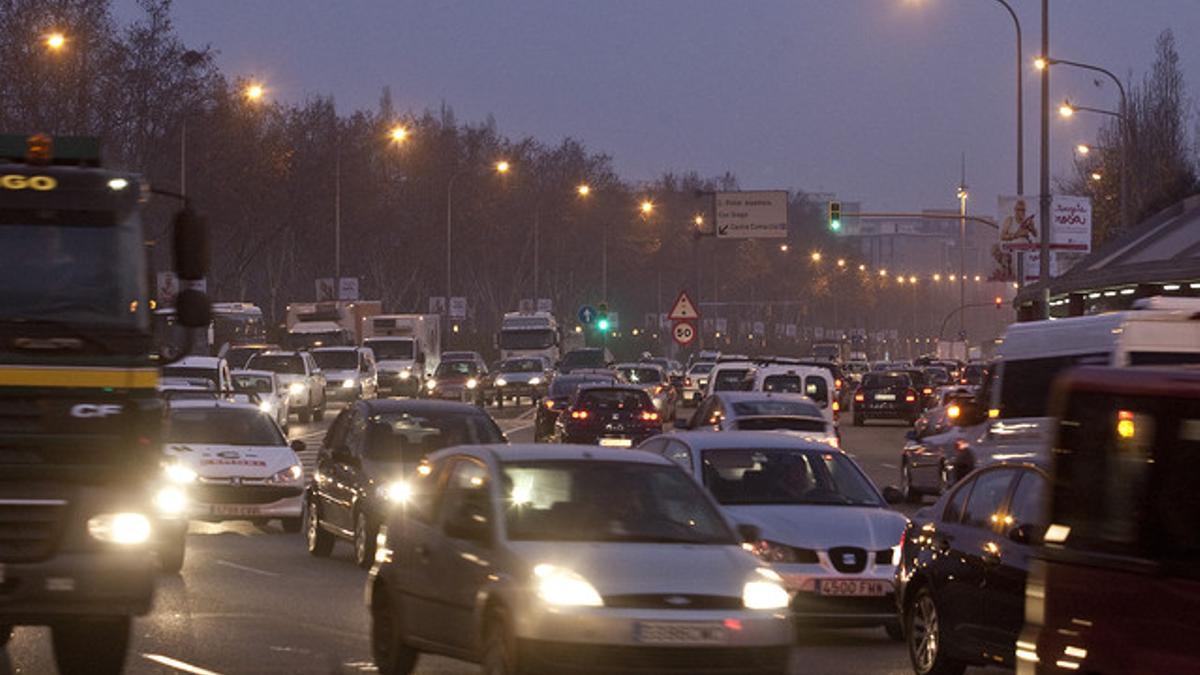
[577, 389, 650, 410]
[232, 373, 273, 394]
[365, 410, 503, 462]
[436, 361, 477, 377]
[167, 408, 285, 446]
[502, 461, 734, 544]
[762, 374, 802, 393]
[312, 350, 358, 370]
[701, 448, 881, 506]
[548, 376, 612, 398]
[161, 366, 220, 388]
[732, 400, 822, 418]
[561, 350, 605, 369]
[863, 373, 910, 389]
[617, 367, 662, 384]
[364, 339, 414, 360]
[247, 354, 305, 375]
[499, 358, 542, 373]
[689, 363, 714, 375]
[498, 329, 555, 350]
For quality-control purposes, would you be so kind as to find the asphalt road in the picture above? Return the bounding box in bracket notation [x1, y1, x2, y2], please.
[1, 402, 1005, 675]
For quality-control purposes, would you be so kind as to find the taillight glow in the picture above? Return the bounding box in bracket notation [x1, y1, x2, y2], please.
[832, 400, 840, 412]
[685, 377, 692, 387]
[570, 410, 590, 420]
[544, 399, 556, 409]
[904, 390, 917, 403]
[854, 390, 865, 403]
[641, 411, 659, 422]
[922, 387, 933, 396]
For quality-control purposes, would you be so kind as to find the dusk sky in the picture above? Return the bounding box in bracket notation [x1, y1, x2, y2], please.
[121, 1, 1200, 216]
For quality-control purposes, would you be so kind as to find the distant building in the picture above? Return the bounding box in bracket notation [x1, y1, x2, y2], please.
[841, 207, 995, 277]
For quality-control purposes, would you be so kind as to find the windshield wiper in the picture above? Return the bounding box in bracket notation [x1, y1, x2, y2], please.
[0, 316, 121, 354]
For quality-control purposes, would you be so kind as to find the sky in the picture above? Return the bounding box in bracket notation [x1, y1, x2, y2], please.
[118, 1, 1200, 216]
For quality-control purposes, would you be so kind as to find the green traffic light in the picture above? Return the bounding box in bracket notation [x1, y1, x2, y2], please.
[830, 219, 842, 232]
[596, 318, 610, 331]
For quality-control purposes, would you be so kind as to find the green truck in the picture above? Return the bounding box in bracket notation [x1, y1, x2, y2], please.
[0, 134, 208, 674]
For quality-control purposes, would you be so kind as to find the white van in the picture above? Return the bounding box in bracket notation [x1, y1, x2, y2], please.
[749, 363, 838, 425]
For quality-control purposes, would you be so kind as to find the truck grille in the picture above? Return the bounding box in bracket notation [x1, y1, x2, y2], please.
[0, 499, 68, 563]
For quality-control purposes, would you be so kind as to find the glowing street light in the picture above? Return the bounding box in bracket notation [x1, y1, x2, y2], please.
[576, 184, 591, 197]
[495, 160, 511, 174]
[693, 214, 704, 226]
[389, 126, 410, 143]
[1033, 56, 1048, 70]
[858, 264, 866, 272]
[909, 275, 918, 284]
[639, 200, 654, 215]
[45, 32, 66, 51]
[1076, 143, 1091, 155]
[879, 269, 888, 278]
[836, 258, 846, 268]
[1058, 101, 1075, 118]
[244, 83, 265, 102]
[1090, 172, 1103, 181]
[933, 273, 942, 282]
[779, 244, 790, 252]
[810, 251, 822, 263]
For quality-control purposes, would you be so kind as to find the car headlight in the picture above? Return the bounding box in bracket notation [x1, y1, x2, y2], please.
[891, 544, 903, 567]
[398, 369, 412, 380]
[163, 463, 198, 484]
[495, 377, 508, 387]
[743, 568, 790, 610]
[259, 400, 275, 414]
[341, 378, 357, 389]
[533, 564, 603, 607]
[753, 539, 797, 564]
[154, 486, 189, 517]
[376, 480, 411, 503]
[426, 379, 437, 391]
[528, 377, 542, 386]
[267, 464, 303, 484]
[88, 512, 152, 545]
[289, 382, 306, 395]
[466, 378, 478, 389]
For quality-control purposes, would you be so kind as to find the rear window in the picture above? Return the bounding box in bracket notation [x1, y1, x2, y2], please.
[562, 350, 605, 369]
[618, 367, 662, 384]
[247, 354, 305, 375]
[578, 389, 651, 410]
[713, 368, 750, 391]
[736, 417, 827, 432]
[689, 363, 714, 375]
[862, 373, 909, 389]
[805, 376, 829, 407]
[762, 374, 801, 393]
[549, 376, 613, 397]
[732, 400, 822, 418]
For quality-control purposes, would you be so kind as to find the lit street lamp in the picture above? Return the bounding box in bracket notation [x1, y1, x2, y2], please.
[810, 251, 822, 263]
[244, 83, 265, 101]
[1076, 143, 1090, 155]
[389, 126, 409, 143]
[45, 32, 66, 51]
[576, 184, 590, 197]
[639, 200, 654, 216]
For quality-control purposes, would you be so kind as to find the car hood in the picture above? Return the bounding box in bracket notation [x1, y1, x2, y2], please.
[273, 373, 308, 384]
[165, 443, 300, 479]
[725, 504, 907, 550]
[507, 541, 761, 597]
[497, 372, 542, 384]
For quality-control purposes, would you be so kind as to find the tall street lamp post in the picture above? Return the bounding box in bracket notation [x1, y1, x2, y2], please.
[446, 161, 509, 300]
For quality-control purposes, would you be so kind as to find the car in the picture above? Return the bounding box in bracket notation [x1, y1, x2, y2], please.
[682, 392, 840, 447]
[247, 350, 328, 423]
[704, 360, 757, 398]
[163, 399, 307, 537]
[853, 371, 925, 426]
[424, 359, 489, 406]
[231, 368, 291, 431]
[441, 350, 487, 369]
[911, 387, 977, 440]
[899, 394, 990, 502]
[161, 355, 233, 392]
[306, 399, 506, 568]
[534, 371, 619, 442]
[366, 444, 794, 675]
[895, 460, 1048, 674]
[956, 362, 988, 387]
[492, 356, 552, 406]
[221, 343, 279, 370]
[747, 361, 838, 426]
[365, 336, 432, 397]
[553, 383, 663, 447]
[558, 347, 613, 373]
[682, 361, 715, 406]
[312, 345, 378, 402]
[614, 362, 677, 422]
[639, 431, 907, 638]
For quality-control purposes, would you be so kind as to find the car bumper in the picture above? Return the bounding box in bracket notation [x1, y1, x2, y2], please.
[325, 385, 361, 401]
[855, 402, 920, 419]
[562, 430, 660, 447]
[378, 374, 419, 395]
[0, 549, 155, 623]
[776, 565, 897, 625]
[496, 383, 545, 398]
[187, 485, 304, 521]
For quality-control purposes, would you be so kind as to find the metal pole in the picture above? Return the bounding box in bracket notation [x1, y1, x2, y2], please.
[1038, 0, 1052, 317]
[992, 0, 1024, 195]
[334, 154, 341, 283]
[959, 191, 967, 338]
[601, 221, 608, 301]
[180, 118, 187, 198]
[533, 203, 540, 301]
[445, 171, 462, 301]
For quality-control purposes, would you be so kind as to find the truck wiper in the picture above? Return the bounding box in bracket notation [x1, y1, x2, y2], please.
[0, 316, 119, 354]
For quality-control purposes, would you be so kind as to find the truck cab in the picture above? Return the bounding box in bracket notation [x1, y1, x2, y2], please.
[363, 314, 440, 396]
[497, 311, 559, 364]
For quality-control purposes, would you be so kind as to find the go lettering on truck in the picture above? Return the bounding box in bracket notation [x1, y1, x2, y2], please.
[0, 174, 57, 190]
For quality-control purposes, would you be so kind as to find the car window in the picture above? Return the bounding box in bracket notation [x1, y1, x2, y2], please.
[961, 468, 1018, 530]
[700, 447, 881, 506]
[762, 374, 801, 393]
[712, 368, 750, 392]
[997, 353, 1109, 418]
[577, 389, 650, 410]
[312, 350, 358, 370]
[1007, 471, 1048, 531]
[663, 441, 693, 472]
[408, 457, 447, 525]
[343, 409, 367, 457]
[943, 478, 972, 524]
[436, 361, 478, 377]
[863, 373, 909, 389]
[440, 459, 492, 538]
[365, 410, 504, 461]
[231, 373, 273, 394]
[804, 376, 829, 407]
[247, 354, 306, 375]
[617, 367, 662, 384]
[731, 399, 822, 418]
[167, 408, 285, 446]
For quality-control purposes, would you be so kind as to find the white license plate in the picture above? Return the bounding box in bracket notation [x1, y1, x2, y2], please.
[874, 393, 896, 401]
[210, 504, 262, 517]
[816, 579, 890, 596]
[599, 437, 633, 448]
[635, 621, 727, 645]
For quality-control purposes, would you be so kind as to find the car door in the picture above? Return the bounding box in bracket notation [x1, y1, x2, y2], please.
[397, 456, 452, 647]
[978, 468, 1047, 660]
[315, 407, 351, 522]
[326, 405, 365, 533]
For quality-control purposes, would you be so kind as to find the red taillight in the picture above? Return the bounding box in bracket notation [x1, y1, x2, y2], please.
[641, 411, 660, 422]
[570, 410, 590, 420]
[904, 389, 917, 403]
[922, 387, 933, 396]
[835, 378, 843, 389]
[685, 377, 692, 387]
[854, 390, 865, 403]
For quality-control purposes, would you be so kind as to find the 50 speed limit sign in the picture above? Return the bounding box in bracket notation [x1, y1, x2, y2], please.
[672, 321, 696, 346]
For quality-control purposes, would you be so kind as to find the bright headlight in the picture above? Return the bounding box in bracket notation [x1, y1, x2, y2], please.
[398, 369, 412, 380]
[267, 464, 303, 484]
[341, 378, 356, 389]
[743, 568, 790, 610]
[164, 463, 197, 484]
[288, 382, 306, 395]
[466, 378, 478, 389]
[88, 512, 152, 545]
[495, 377, 508, 387]
[154, 486, 189, 516]
[376, 481, 411, 503]
[258, 400, 274, 414]
[529, 377, 542, 386]
[533, 564, 603, 607]
[426, 379, 437, 391]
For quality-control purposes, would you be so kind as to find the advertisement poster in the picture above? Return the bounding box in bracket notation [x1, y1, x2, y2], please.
[992, 195, 1092, 281]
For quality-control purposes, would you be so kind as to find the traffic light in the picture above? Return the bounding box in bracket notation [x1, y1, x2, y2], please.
[828, 201, 842, 232]
[596, 303, 610, 331]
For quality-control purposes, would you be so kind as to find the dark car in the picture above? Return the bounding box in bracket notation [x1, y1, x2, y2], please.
[895, 461, 1048, 674]
[853, 371, 925, 426]
[958, 363, 988, 387]
[424, 359, 490, 406]
[558, 347, 612, 373]
[553, 384, 662, 447]
[899, 395, 990, 502]
[305, 399, 506, 568]
[534, 371, 617, 441]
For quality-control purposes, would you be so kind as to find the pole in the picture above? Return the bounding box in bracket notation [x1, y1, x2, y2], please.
[533, 203, 540, 301]
[992, 0, 1024, 195]
[334, 153, 341, 284]
[180, 118, 187, 199]
[445, 170, 463, 301]
[959, 195, 967, 337]
[1038, 0, 1052, 317]
[601, 221, 608, 301]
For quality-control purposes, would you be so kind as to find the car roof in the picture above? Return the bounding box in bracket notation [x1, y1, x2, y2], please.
[577, 382, 646, 393]
[615, 362, 662, 370]
[170, 356, 223, 368]
[256, 350, 304, 357]
[167, 398, 263, 412]
[665, 431, 844, 452]
[232, 369, 274, 377]
[432, 443, 676, 465]
[311, 345, 359, 352]
[227, 343, 277, 351]
[714, 391, 815, 404]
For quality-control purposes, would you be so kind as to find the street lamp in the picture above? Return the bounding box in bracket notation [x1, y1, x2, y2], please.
[858, 264, 867, 272]
[577, 184, 590, 197]
[837, 258, 846, 268]
[244, 83, 265, 102]
[495, 161, 511, 174]
[779, 244, 789, 252]
[389, 126, 410, 143]
[810, 251, 822, 263]
[1075, 143, 1090, 155]
[1058, 101, 1075, 118]
[446, 161, 511, 300]
[640, 200, 654, 216]
[44, 32, 66, 51]
[1090, 172, 1103, 181]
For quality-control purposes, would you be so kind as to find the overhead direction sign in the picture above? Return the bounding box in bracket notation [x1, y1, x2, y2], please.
[672, 321, 696, 346]
[714, 190, 788, 239]
[668, 291, 700, 321]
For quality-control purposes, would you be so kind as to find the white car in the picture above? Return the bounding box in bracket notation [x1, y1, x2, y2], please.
[681, 361, 715, 405]
[639, 431, 908, 639]
[681, 392, 840, 448]
[164, 399, 306, 532]
[246, 350, 327, 423]
[748, 362, 838, 426]
[161, 355, 233, 392]
[312, 346, 377, 401]
[231, 369, 291, 431]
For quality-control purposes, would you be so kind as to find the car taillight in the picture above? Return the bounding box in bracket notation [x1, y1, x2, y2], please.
[835, 378, 843, 389]
[828, 435, 839, 448]
[854, 390, 865, 403]
[544, 399, 557, 410]
[922, 387, 933, 396]
[641, 411, 660, 422]
[832, 400, 840, 413]
[904, 389, 917, 403]
[685, 377, 692, 387]
[570, 410, 590, 420]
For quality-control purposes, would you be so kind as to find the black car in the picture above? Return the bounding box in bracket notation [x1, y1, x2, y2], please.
[558, 347, 612, 373]
[894, 462, 1048, 675]
[534, 371, 617, 441]
[305, 399, 506, 568]
[853, 371, 925, 426]
[553, 384, 662, 447]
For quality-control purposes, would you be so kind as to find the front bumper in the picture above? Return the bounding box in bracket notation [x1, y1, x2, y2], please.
[188, 484, 304, 521]
[0, 549, 155, 623]
[776, 561, 897, 625]
[496, 382, 546, 399]
[562, 429, 660, 446]
[325, 384, 362, 401]
[378, 373, 420, 395]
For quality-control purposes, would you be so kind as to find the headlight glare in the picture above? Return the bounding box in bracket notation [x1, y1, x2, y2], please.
[341, 378, 356, 389]
[426, 379, 437, 391]
[495, 377, 508, 387]
[743, 568, 790, 610]
[258, 400, 274, 414]
[267, 464, 303, 483]
[466, 378, 478, 389]
[398, 369, 412, 380]
[163, 463, 197, 484]
[88, 512, 152, 545]
[533, 564, 603, 607]
[529, 377, 542, 386]
[154, 486, 188, 516]
[288, 382, 306, 395]
[377, 480, 411, 503]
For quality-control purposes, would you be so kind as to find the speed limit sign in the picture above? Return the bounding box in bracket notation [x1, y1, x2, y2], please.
[672, 321, 696, 346]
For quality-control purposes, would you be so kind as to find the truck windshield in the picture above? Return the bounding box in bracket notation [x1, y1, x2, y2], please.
[365, 339, 414, 360]
[499, 329, 555, 350]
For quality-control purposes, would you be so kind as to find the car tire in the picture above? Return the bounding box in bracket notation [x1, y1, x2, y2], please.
[298, 408, 312, 424]
[906, 587, 966, 675]
[901, 463, 922, 504]
[305, 500, 335, 557]
[481, 608, 526, 675]
[52, 616, 130, 675]
[371, 587, 419, 675]
[885, 619, 905, 642]
[354, 511, 377, 569]
[280, 517, 302, 534]
[158, 530, 186, 574]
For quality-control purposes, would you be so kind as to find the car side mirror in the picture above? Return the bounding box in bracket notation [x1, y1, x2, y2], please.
[290, 439, 306, 454]
[736, 523, 761, 544]
[882, 486, 905, 504]
[444, 503, 491, 543]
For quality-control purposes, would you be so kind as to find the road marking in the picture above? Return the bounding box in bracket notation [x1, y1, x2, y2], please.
[881, 463, 898, 469]
[215, 559, 279, 577]
[503, 423, 533, 436]
[142, 654, 224, 675]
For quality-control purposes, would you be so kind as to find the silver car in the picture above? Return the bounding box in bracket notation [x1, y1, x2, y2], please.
[640, 431, 908, 639]
[367, 444, 793, 675]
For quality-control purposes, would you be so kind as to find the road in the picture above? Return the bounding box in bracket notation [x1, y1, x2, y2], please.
[2, 403, 1004, 675]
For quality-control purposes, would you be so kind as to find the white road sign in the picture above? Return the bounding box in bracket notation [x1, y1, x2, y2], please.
[449, 297, 467, 320]
[673, 321, 696, 346]
[668, 291, 701, 321]
[714, 190, 788, 239]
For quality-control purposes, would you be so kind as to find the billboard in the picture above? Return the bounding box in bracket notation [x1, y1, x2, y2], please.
[994, 195, 1092, 281]
[714, 190, 788, 239]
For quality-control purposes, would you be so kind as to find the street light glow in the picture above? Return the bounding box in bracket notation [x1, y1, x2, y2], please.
[576, 184, 590, 197]
[1059, 102, 1075, 118]
[779, 244, 789, 252]
[933, 273, 942, 281]
[858, 264, 867, 272]
[639, 200, 654, 215]
[909, 275, 918, 284]
[1076, 144, 1090, 155]
[693, 214, 704, 226]
[1034, 57, 1048, 70]
[879, 269, 888, 277]
[244, 83, 265, 101]
[45, 32, 66, 50]
[495, 160, 511, 173]
[837, 258, 846, 268]
[810, 251, 822, 262]
[389, 126, 409, 143]
[1090, 172, 1103, 181]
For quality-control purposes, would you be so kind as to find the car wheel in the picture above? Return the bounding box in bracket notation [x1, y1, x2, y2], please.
[885, 619, 905, 642]
[305, 500, 334, 557]
[52, 616, 131, 675]
[481, 608, 525, 675]
[371, 587, 419, 675]
[906, 587, 966, 675]
[297, 408, 312, 424]
[280, 517, 302, 534]
[901, 463, 922, 504]
[158, 530, 186, 574]
[354, 511, 377, 569]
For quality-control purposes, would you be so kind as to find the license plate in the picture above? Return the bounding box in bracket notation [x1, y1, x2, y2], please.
[210, 504, 262, 517]
[635, 621, 727, 645]
[816, 579, 890, 596]
[599, 438, 632, 448]
[874, 393, 896, 401]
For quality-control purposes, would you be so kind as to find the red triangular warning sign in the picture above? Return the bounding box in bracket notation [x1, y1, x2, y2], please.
[668, 291, 700, 321]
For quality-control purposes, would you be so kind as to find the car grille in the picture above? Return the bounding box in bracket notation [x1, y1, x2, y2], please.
[526, 641, 789, 674]
[874, 549, 893, 565]
[602, 594, 742, 610]
[828, 546, 868, 574]
[192, 484, 302, 505]
[0, 498, 68, 563]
